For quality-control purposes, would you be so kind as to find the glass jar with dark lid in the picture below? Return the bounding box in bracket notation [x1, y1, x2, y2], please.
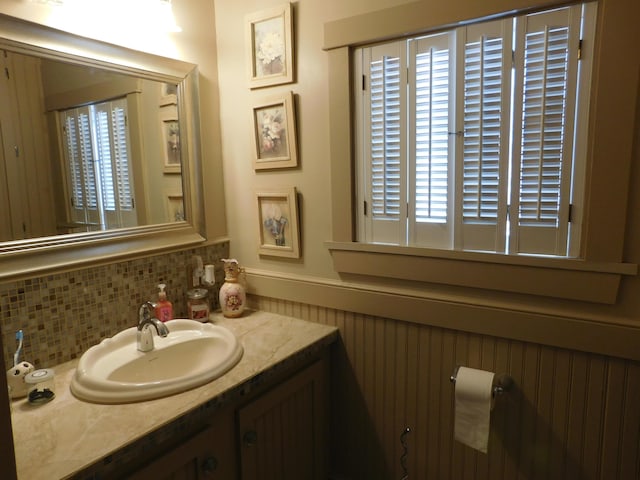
[186, 288, 209, 322]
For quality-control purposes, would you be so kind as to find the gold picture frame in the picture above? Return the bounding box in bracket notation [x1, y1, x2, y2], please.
[160, 105, 181, 174]
[256, 187, 300, 258]
[252, 91, 298, 170]
[245, 3, 294, 89]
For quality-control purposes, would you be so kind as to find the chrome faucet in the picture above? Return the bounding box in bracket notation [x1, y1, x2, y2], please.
[137, 301, 170, 352]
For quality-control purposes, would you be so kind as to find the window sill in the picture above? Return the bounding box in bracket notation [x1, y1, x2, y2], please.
[325, 241, 637, 304]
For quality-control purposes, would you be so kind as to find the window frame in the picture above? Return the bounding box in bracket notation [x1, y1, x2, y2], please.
[324, 0, 638, 304]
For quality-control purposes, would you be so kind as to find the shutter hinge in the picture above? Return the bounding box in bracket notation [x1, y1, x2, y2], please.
[131, 197, 135, 209]
[362, 74, 366, 91]
[512, 50, 515, 63]
[4, 67, 9, 80]
[406, 203, 409, 219]
[568, 203, 573, 222]
[578, 39, 583, 60]
[363, 200, 368, 216]
[13, 146, 19, 158]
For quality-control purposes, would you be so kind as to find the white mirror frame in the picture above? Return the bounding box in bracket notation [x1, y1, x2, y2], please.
[0, 14, 205, 281]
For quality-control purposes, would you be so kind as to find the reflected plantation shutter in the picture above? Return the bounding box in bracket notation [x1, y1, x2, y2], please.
[510, 7, 581, 255]
[111, 101, 135, 216]
[94, 99, 136, 229]
[60, 98, 135, 231]
[63, 114, 85, 224]
[62, 108, 100, 227]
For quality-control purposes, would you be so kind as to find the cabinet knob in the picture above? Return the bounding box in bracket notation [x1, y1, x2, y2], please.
[243, 430, 258, 447]
[201, 456, 218, 474]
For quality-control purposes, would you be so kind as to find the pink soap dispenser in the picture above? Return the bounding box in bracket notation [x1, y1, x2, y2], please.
[155, 283, 174, 322]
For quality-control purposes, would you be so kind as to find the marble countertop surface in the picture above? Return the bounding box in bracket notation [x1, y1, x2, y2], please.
[10, 310, 338, 480]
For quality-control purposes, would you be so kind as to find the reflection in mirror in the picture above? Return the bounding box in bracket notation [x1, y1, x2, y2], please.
[0, 50, 184, 241]
[0, 14, 205, 282]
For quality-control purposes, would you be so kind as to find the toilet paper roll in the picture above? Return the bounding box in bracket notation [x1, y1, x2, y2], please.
[454, 366, 494, 453]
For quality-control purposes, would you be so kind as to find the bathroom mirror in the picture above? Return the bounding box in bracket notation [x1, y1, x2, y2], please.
[0, 14, 205, 280]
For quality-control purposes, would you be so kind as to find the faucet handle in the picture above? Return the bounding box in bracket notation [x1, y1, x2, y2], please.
[138, 301, 156, 325]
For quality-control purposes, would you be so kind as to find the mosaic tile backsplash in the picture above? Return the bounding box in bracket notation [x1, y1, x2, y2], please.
[0, 242, 229, 370]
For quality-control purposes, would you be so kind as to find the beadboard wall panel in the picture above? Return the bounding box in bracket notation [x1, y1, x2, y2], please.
[249, 295, 640, 480]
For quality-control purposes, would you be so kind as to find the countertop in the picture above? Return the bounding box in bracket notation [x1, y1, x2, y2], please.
[10, 310, 338, 480]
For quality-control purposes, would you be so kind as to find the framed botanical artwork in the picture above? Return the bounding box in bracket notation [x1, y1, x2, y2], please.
[159, 82, 178, 106]
[245, 3, 294, 89]
[166, 194, 185, 222]
[159, 105, 181, 173]
[256, 187, 300, 258]
[252, 91, 298, 170]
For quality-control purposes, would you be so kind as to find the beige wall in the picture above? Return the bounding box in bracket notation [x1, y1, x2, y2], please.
[214, 0, 640, 357]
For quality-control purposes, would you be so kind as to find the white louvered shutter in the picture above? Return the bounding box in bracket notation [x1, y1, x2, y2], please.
[60, 98, 136, 232]
[94, 99, 136, 229]
[62, 113, 85, 225]
[361, 41, 407, 244]
[61, 107, 100, 229]
[409, 32, 453, 248]
[355, 4, 591, 257]
[510, 7, 581, 255]
[456, 20, 512, 252]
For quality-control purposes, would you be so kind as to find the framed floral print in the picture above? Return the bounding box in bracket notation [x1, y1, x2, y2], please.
[166, 194, 184, 222]
[159, 82, 178, 106]
[256, 187, 300, 258]
[159, 105, 181, 173]
[245, 3, 294, 89]
[252, 91, 298, 170]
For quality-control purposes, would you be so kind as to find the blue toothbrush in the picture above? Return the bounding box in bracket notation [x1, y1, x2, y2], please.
[13, 330, 23, 367]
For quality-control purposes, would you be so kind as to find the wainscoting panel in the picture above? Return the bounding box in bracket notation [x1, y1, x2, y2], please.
[249, 295, 640, 480]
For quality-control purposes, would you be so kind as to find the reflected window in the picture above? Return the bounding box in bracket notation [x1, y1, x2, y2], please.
[60, 97, 137, 231]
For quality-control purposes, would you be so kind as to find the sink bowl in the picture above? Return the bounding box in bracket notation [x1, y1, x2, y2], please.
[70, 319, 243, 403]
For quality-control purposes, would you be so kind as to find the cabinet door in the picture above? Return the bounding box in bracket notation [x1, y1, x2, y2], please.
[126, 406, 236, 480]
[238, 359, 327, 480]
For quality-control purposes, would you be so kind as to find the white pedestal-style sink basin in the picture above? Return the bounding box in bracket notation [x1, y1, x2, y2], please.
[70, 319, 243, 403]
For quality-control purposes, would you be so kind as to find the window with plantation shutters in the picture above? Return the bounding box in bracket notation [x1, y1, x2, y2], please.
[355, 3, 593, 257]
[61, 97, 137, 232]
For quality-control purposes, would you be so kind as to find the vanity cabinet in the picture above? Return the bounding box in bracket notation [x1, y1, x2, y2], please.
[125, 355, 328, 480]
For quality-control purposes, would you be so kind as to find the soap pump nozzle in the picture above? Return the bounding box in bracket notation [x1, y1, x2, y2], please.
[157, 283, 167, 301]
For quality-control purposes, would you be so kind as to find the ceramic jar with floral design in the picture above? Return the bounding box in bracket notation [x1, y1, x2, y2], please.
[219, 259, 246, 318]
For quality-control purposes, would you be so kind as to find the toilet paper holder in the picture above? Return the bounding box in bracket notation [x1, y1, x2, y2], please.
[450, 366, 514, 398]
